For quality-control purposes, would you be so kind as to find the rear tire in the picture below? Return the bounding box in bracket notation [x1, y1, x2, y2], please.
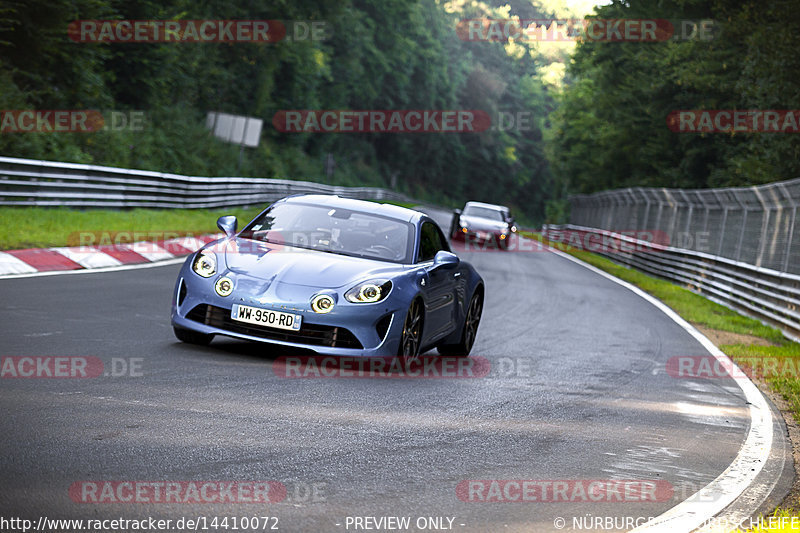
[437, 290, 483, 356]
[173, 326, 214, 346]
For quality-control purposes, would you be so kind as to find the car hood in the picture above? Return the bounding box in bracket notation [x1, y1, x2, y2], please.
[460, 215, 507, 232]
[218, 238, 400, 288]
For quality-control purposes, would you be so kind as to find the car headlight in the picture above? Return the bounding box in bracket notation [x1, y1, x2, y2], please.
[215, 276, 233, 297]
[345, 280, 392, 303]
[193, 250, 217, 278]
[311, 294, 335, 313]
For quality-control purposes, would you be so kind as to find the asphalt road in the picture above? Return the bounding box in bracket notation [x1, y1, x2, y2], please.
[0, 210, 772, 532]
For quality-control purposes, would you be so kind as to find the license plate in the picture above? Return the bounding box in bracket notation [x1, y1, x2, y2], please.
[231, 304, 302, 331]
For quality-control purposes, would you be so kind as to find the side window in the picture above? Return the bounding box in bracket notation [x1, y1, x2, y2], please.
[417, 222, 448, 262]
[433, 224, 450, 253]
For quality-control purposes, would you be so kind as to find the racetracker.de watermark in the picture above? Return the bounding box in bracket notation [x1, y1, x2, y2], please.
[68, 20, 328, 43]
[272, 110, 492, 133]
[541, 228, 715, 253]
[668, 110, 800, 133]
[0, 110, 145, 133]
[667, 355, 800, 379]
[272, 355, 491, 379]
[0, 356, 142, 378]
[457, 18, 716, 42]
[456, 479, 674, 502]
[68, 230, 211, 252]
[69, 481, 286, 503]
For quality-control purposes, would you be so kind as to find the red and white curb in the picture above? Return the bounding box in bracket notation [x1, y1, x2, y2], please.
[0, 234, 223, 278]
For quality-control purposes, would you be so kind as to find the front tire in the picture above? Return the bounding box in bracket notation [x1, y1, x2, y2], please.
[437, 290, 483, 356]
[397, 298, 424, 363]
[173, 326, 214, 346]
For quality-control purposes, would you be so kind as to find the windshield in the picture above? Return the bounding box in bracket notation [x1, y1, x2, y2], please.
[463, 206, 506, 222]
[239, 202, 414, 264]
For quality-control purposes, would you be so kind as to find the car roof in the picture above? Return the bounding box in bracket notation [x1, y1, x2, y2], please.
[280, 194, 423, 224]
[464, 201, 509, 212]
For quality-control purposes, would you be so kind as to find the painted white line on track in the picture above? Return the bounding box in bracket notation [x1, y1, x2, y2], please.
[547, 245, 774, 533]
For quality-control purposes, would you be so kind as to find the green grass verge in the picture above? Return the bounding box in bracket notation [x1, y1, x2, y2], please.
[0, 206, 267, 250]
[736, 508, 800, 532]
[523, 231, 800, 518]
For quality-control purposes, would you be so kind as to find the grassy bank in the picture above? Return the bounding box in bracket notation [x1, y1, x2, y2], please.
[0, 206, 267, 250]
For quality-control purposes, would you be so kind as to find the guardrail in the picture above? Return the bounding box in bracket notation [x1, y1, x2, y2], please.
[542, 224, 800, 342]
[0, 156, 410, 208]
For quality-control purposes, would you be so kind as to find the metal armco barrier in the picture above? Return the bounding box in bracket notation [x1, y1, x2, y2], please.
[0, 156, 410, 208]
[543, 224, 800, 342]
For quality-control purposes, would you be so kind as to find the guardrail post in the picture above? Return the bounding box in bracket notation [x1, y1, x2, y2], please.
[640, 188, 651, 231]
[654, 190, 665, 234]
[712, 190, 728, 256]
[680, 190, 693, 250]
[753, 186, 771, 268]
[734, 190, 748, 262]
[781, 181, 798, 273]
[786, 206, 797, 273]
[665, 189, 679, 243]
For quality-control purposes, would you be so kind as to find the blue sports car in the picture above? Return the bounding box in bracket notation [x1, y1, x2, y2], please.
[171, 195, 484, 359]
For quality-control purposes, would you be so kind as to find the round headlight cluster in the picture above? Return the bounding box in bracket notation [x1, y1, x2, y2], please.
[345, 280, 392, 304]
[193, 250, 217, 278]
[358, 284, 382, 303]
[311, 294, 335, 313]
[215, 276, 234, 297]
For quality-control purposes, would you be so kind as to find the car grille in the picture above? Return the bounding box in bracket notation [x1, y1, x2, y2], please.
[186, 304, 363, 349]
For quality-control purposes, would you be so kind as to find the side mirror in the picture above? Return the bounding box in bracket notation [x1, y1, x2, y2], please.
[433, 250, 460, 269]
[217, 215, 238, 238]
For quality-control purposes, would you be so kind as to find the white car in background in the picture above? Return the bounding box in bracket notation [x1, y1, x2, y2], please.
[450, 201, 517, 250]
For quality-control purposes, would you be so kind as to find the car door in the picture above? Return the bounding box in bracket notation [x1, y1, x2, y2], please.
[417, 221, 458, 344]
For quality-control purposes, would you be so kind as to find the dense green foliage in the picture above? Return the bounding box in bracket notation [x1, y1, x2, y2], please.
[3, 0, 798, 224]
[0, 0, 568, 223]
[546, 0, 800, 221]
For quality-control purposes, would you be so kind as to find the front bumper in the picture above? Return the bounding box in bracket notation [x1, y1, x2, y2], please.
[452, 229, 510, 247]
[171, 260, 406, 357]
